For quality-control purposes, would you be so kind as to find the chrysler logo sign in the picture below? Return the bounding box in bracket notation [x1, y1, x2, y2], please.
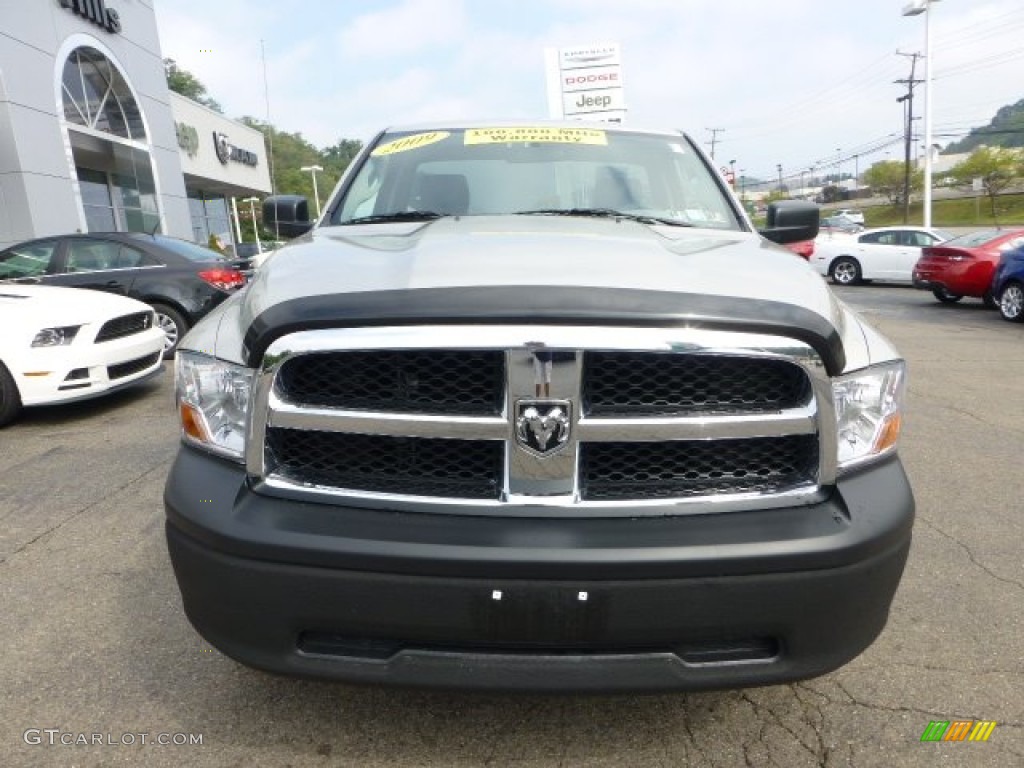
[212, 132, 259, 167]
[59, 0, 122, 34]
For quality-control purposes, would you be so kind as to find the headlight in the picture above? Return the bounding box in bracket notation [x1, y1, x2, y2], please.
[31, 325, 81, 347]
[175, 352, 255, 461]
[833, 360, 906, 470]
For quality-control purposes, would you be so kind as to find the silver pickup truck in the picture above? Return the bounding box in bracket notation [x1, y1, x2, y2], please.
[164, 122, 914, 693]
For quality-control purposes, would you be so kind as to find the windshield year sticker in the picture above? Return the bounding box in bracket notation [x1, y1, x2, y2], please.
[465, 127, 607, 145]
[371, 131, 451, 157]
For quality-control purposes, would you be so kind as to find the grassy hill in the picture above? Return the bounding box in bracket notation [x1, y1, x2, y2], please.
[862, 193, 1024, 228]
[943, 98, 1024, 154]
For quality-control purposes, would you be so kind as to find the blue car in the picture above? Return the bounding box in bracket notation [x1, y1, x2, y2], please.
[991, 245, 1024, 322]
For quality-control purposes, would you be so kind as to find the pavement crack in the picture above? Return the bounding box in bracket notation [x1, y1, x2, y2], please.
[833, 680, 954, 720]
[0, 461, 167, 566]
[743, 691, 825, 766]
[790, 684, 829, 763]
[681, 698, 714, 767]
[917, 517, 1024, 591]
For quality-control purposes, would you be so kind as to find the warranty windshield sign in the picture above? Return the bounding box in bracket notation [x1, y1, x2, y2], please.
[465, 127, 607, 145]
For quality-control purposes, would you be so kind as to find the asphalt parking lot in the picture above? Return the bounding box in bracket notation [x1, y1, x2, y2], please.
[1, 283, 1022, 768]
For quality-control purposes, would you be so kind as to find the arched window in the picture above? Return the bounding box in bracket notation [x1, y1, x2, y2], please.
[59, 44, 161, 233]
[62, 46, 145, 141]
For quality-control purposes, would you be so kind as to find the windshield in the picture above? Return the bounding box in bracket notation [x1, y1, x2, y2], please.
[331, 126, 742, 231]
[128, 234, 228, 262]
[942, 229, 1005, 248]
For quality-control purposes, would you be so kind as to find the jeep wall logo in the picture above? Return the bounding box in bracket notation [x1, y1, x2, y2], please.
[59, 0, 121, 34]
[176, 123, 199, 159]
[212, 132, 258, 167]
[515, 400, 571, 457]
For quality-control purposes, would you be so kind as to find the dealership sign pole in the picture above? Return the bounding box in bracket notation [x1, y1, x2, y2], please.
[544, 43, 626, 122]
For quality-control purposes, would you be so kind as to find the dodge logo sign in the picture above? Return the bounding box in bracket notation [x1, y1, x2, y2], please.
[213, 131, 231, 165]
[515, 400, 571, 457]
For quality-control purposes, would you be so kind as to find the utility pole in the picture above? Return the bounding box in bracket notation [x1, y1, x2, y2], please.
[896, 51, 923, 224]
[706, 128, 725, 161]
[777, 164, 784, 193]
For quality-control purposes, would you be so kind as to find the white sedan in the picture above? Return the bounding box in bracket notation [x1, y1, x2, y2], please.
[811, 226, 952, 285]
[0, 285, 165, 426]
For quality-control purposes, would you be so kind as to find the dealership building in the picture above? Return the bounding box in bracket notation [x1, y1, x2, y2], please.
[0, 0, 271, 250]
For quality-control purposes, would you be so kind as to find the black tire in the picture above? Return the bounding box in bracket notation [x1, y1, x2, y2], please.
[998, 281, 1024, 322]
[932, 287, 963, 304]
[150, 303, 190, 358]
[830, 257, 862, 286]
[0, 360, 23, 428]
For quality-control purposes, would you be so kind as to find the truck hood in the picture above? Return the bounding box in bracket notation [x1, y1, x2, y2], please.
[234, 216, 856, 372]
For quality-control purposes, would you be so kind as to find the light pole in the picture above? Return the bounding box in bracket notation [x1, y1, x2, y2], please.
[243, 197, 262, 253]
[300, 164, 324, 218]
[835, 148, 842, 189]
[903, 0, 940, 227]
[777, 164, 783, 193]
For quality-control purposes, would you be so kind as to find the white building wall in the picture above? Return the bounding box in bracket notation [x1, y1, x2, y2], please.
[170, 93, 271, 195]
[0, 0, 193, 247]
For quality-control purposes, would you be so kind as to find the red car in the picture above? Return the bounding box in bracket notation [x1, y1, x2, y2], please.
[783, 239, 815, 260]
[913, 228, 1024, 304]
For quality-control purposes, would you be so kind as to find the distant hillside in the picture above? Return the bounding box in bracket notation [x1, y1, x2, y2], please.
[943, 98, 1024, 154]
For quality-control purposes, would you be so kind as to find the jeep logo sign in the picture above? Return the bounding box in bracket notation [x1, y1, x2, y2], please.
[176, 122, 199, 158]
[59, 0, 121, 33]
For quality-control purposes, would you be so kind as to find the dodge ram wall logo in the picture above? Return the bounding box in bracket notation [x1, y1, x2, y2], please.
[515, 400, 571, 456]
[213, 131, 231, 165]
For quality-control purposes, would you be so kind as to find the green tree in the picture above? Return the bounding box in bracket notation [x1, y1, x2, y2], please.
[949, 146, 1024, 224]
[239, 118, 363, 217]
[164, 59, 222, 113]
[820, 185, 844, 204]
[323, 139, 363, 174]
[863, 160, 922, 207]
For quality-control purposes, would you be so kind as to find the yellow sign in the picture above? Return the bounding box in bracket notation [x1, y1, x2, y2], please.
[465, 127, 607, 146]
[371, 131, 451, 157]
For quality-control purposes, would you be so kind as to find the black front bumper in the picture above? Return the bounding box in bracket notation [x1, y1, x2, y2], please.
[164, 447, 914, 692]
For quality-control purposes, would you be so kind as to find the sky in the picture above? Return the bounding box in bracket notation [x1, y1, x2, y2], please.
[154, 0, 1024, 186]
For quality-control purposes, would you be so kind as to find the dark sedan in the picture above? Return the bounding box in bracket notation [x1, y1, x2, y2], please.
[990, 244, 1024, 322]
[0, 233, 249, 356]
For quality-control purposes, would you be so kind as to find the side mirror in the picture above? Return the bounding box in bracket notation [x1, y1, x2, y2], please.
[263, 195, 313, 238]
[759, 200, 820, 245]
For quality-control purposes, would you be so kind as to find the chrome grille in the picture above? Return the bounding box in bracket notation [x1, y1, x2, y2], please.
[266, 428, 503, 499]
[249, 326, 833, 516]
[583, 352, 810, 415]
[579, 435, 819, 501]
[276, 350, 504, 415]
